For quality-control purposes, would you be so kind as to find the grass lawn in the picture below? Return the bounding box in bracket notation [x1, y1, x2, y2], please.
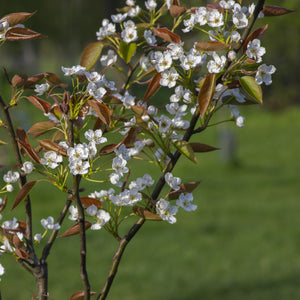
[1, 106, 300, 299]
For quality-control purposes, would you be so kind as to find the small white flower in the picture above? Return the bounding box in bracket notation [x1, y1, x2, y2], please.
[84, 129, 107, 144]
[69, 205, 79, 220]
[165, 172, 181, 191]
[112, 156, 129, 175]
[160, 67, 179, 88]
[158, 115, 172, 134]
[21, 161, 34, 174]
[67, 144, 89, 162]
[227, 50, 237, 61]
[145, 0, 157, 11]
[34, 83, 50, 96]
[109, 172, 123, 187]
[86, 204, 98, 216]
[153, 51, 173, 73]
[140, 56, 152, 71]
[0, 263, 5, 278]
[96, 19, 116, 40]
[126, 0, 135, 6]
[176, 193, 197, 211]
[128, 6, 141, 17]
[100, 49, 117, 66]
[111, 13, 127, 23]
[61, 65, 86, 76]
[3, 171, 19, 183]
[207, 53, 226, 74]
[91, 210, 111, 230]
[156, 199, 178, 224]
[41, 216, 60, 230]
[34, 233, 43, 242]
[41, 151, 63, 169]
[182, 15, 195, 33]
[194, 7, 208, 26]
[6, 184, 13, 192]
[236, 115, 245, 127]
[231, 31, 241, 42]
[255, 64, 276, 85]
[207, 9, 224, 28]
[232, 11, 248, 29]
[2, 217, 19, 230]
[144, 30, 157, 46]
[121, 27, 138, 43]
[246, 39, 266, 63]
[69, 159, 90, 175]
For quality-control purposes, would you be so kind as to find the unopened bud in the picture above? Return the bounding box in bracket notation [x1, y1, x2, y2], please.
[228, 50, 237, 61]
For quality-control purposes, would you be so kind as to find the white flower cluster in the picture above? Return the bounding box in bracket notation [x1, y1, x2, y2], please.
[121, 20, 138, 44]
[3, 170, 20, 192]
[41, 216, 60, 230]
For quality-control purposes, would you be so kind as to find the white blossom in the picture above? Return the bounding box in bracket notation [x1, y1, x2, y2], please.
[100, 49, 117, 66]
[255, 64, 276, 85]
[69, 205, 79, 220]
[41, 151, 63, 169]
[176, 193, 197, 211]
[128, 6, 141, 17]
[144, 30, 157, 46]
[160, 67, 179, 88]
[165, 172, 181, 191]
[207, 9, 224, 27]
[34, 233, 42, 242]
[152, 51, 173, 73]
[69, 159, 90, 175]
[194, 7, 208, 26]
[246, 39, 266, 63]
[86, 204, 98, 216]
[84, 129, 107, 144]
[96, 19, 116, 40]
[41, 216, 60, 230]
[145, 0, 157, 11]
[6, 184, 14, 192]
[34, 83, 50, 96]
[121, 27, 138, 43]
[21, 161, 34, 174]
[156, 199, 178, 224]
[91, 210, 111, 230]
[207, 53, 226, 73]
[61, 65, 86, 76]
[3, 171, 19, 183]
[112, 156, 129, 175]
[111, 13, 127, 23]
[67, 144, 89, 162]
[2, 217, 19, 230]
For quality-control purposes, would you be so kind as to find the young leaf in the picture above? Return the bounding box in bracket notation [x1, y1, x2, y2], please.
[5, 27, 45, 41]
[239, 76, 263, 104]
[24, 73, 45, 89]
[119, 41, 137, 64]
[262, 5, 294, 17]
[58, 222, 92, 238]
[70, 197, 102, 209]
[170, 5, 187, 18]
[11, 74, 28, 87]
[17, 140, 41, 164]
[242, 25, 268, 54]
[27, 121, 57, 138]
[153, 27, 181, 44]
[44, 72, 62, 85]
[27, 95, 51, 113]
[168, 181, 201, 200]
[69, 291, 96, 300]
[88, 100, 111, 126]
[11, 181, 37, 211]
[195, 41, 229, 52]
[132, 206, 162, 221]
[80, 41, 105, 70]
[38, 140, 68, 156]
[189, 142, 219, 152]
[174, 140, 197, 164]
[16, 127, 29, 144]
[143, 73, 161, 102]
[197, 73, 216, 119]
[0, 12, 36, 27]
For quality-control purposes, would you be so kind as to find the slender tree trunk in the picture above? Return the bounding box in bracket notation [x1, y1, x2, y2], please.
[35, 262, 48, 300]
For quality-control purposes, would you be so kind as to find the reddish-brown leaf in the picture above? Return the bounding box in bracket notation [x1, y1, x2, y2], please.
[5, 27, 45, 41]
[122, 127, 139, 147]
[58, 221, 92, 238]
[99, 143, 118, 154]
[27, 121, 57, 138]
[143, 73, 162, 102]
[0, 12, 36, 27]
[16, 127, 29, 144]
[198, 73, 217, 119]
[15, 247, 29, 259]
[195, 41, 229, 52]
[70, 197, 102, 209]
[189, 142, 219, 152]
[24, 73, 45, 89]
[153, 27, 181, 44]
[11, 74, 28, 87]
[44, 72, 62, 85]
[27, 95, 51, 114]
[38, 140, 68, 156]
[242, 25, 268, 53]
[262, 5, 294, 17]
[17, 140, 41, 164]
[69, 291, 97, 300]
[131, 105, 148, 117]
[132, 206, 162, 221]
[88, 100, 111, 126]
[11, 181, 36, 211]
[12, 234, 24, 248]
[168, 181, 201, 200]
[170, 5, 187, 17]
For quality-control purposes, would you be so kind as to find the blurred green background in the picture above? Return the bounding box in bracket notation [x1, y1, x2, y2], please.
[1, 0, 300, 299]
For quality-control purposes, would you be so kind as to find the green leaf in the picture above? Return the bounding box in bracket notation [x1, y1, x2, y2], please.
[119, 41, 137, 64]
[80, 41, 105, 70]
[174, 140, 197, 164]
[239, 76, 263, 104]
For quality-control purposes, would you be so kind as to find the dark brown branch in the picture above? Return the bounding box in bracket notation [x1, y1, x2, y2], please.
[0, 94, 34, 249]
